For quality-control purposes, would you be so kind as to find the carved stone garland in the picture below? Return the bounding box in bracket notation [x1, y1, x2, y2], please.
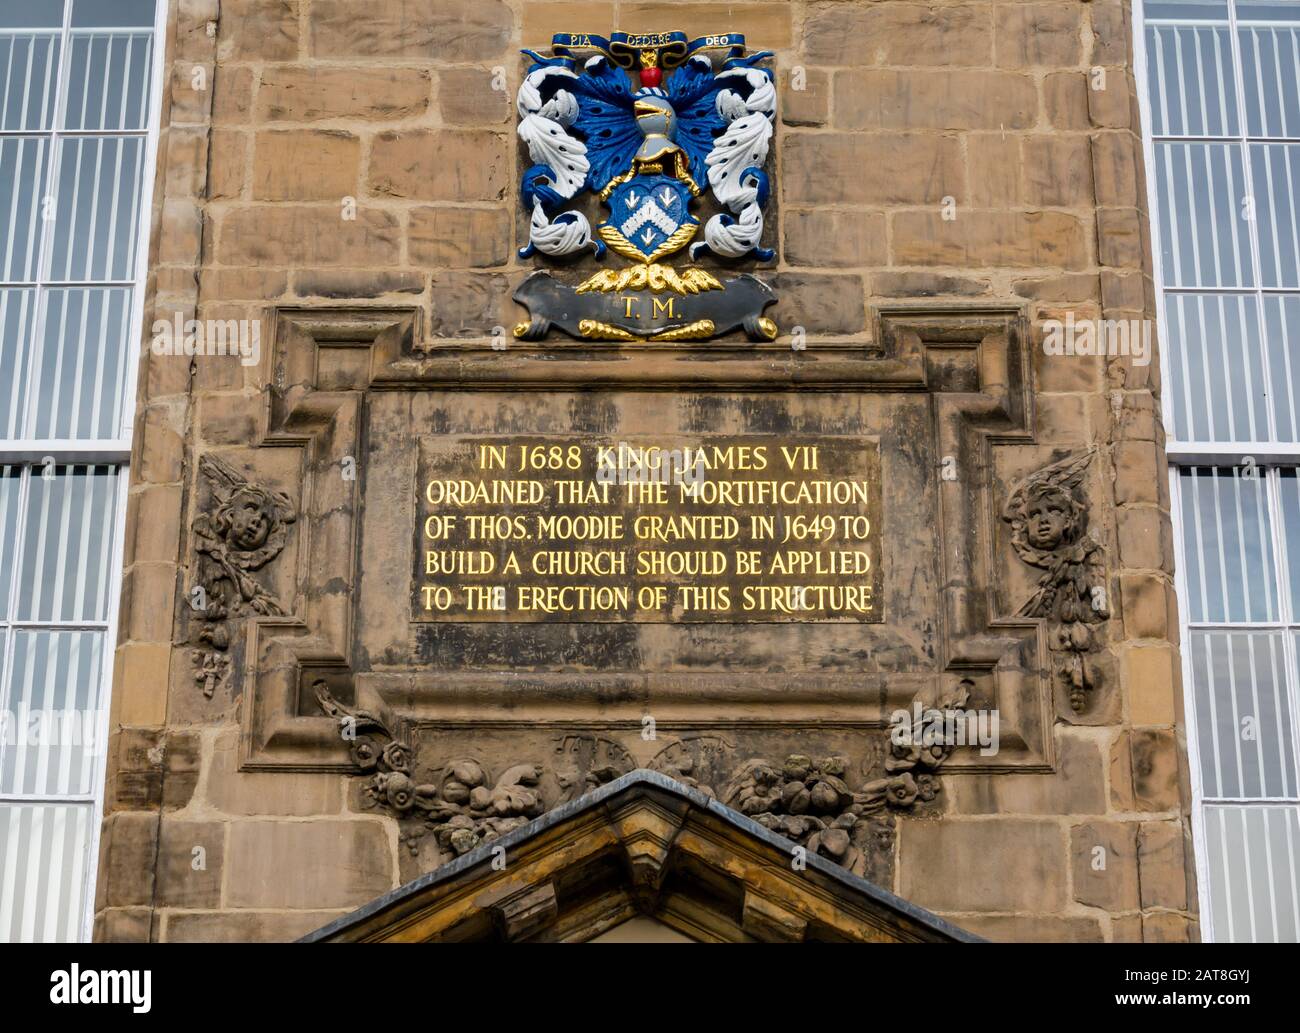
[317, 680, 969, 876]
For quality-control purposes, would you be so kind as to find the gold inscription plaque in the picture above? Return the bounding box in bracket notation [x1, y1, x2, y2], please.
[413, 435, 883, 622]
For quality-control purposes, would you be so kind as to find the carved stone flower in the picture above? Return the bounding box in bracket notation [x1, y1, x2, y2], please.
[884, 773, 919, 809]
[917, 739, 948, 769]
[350, 737, 380, 772]
[381, 740, 412, 774]
[890, 722, 950, 772]
[915, 774, 940, 802]
[887, 740, 922, 772]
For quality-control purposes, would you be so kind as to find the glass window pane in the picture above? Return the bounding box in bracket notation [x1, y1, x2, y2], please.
[0, 623, 6, 735]
[31, 287, 131, 440]
[62, 31, 153, 131]
[0, 2, 63, 30]
[1164, 293, 1268, 442]
[1277, 469, 1300, 607]
[71, 0, 154, 29]
[1154, 143, 1254, 288]
[45, 135, 145, 283]
[1177, 467, 1279, 621]
[1239, 0, 1300, 22]
[15, 465, 118, 622]
[1250, 143, 1300, 289]
[1261, 296, 1300, 441]
[0, 33, 60, 131]
[0, 136, 51, 282]
[1203, 805, 1300, 942]
[1188, 630, 1298, 798]
[0, 631, 104, 796]
[1145, 23, 1239, 137]
[0, 288, 36, 438]
[1239, 25, 1300, 137]
[0, 802, 91, 943]
[1147, 1, 1230, 18]
[0, 468, 19, 617]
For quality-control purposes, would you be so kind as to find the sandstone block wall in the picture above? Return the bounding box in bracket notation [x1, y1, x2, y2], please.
[95, 0, 1196, 943]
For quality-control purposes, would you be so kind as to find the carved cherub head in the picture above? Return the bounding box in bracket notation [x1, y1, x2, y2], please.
[1023, 481, 1083, 551]
[197, 453, 296, 569]
[1003, 449, 1095, 564]
[216, 486, 278, 551]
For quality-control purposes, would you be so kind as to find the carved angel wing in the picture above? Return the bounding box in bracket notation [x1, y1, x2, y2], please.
[1003, 448, 1096, 523]
[198, 453, 250, 502]
[1037, 448, 1095, 492]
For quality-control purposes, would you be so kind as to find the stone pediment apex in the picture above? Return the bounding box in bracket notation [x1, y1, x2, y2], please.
[301, 769, 979, 943]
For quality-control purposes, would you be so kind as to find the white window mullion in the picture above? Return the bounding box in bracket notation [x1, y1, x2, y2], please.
[1273, 296, 1298, 440]
[0, 463, 28, 795]
[1266, 468, 1300, 800]
[1264, 629, 1289, 796]
[78, 458, 128, 942]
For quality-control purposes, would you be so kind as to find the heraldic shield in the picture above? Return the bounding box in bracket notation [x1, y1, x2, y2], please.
[603, 175, 697, 263]
[511, 29, 779, 344]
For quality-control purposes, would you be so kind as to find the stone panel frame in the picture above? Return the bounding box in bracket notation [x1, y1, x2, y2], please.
[228, 303, 1071, 776]
[238, 309, 414, 770]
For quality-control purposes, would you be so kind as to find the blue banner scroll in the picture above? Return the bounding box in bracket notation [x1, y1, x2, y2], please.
[549, 31, 748, 68]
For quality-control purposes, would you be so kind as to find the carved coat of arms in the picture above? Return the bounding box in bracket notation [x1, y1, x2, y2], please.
[512, 31, 778, 343]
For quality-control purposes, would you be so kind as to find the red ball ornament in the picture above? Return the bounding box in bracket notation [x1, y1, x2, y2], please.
[639, 65, 662, 88]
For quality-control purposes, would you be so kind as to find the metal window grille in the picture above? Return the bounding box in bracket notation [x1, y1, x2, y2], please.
[1138, 0, 1300, 941]
[0, 0, 161, 943]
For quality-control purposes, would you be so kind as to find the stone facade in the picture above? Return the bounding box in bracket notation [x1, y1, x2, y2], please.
[96, 0, 1197, 943]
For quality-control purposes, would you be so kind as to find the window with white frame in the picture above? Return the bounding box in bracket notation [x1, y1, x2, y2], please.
[1138, 0, 1300, 941]
[0, 0, 160, 942]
